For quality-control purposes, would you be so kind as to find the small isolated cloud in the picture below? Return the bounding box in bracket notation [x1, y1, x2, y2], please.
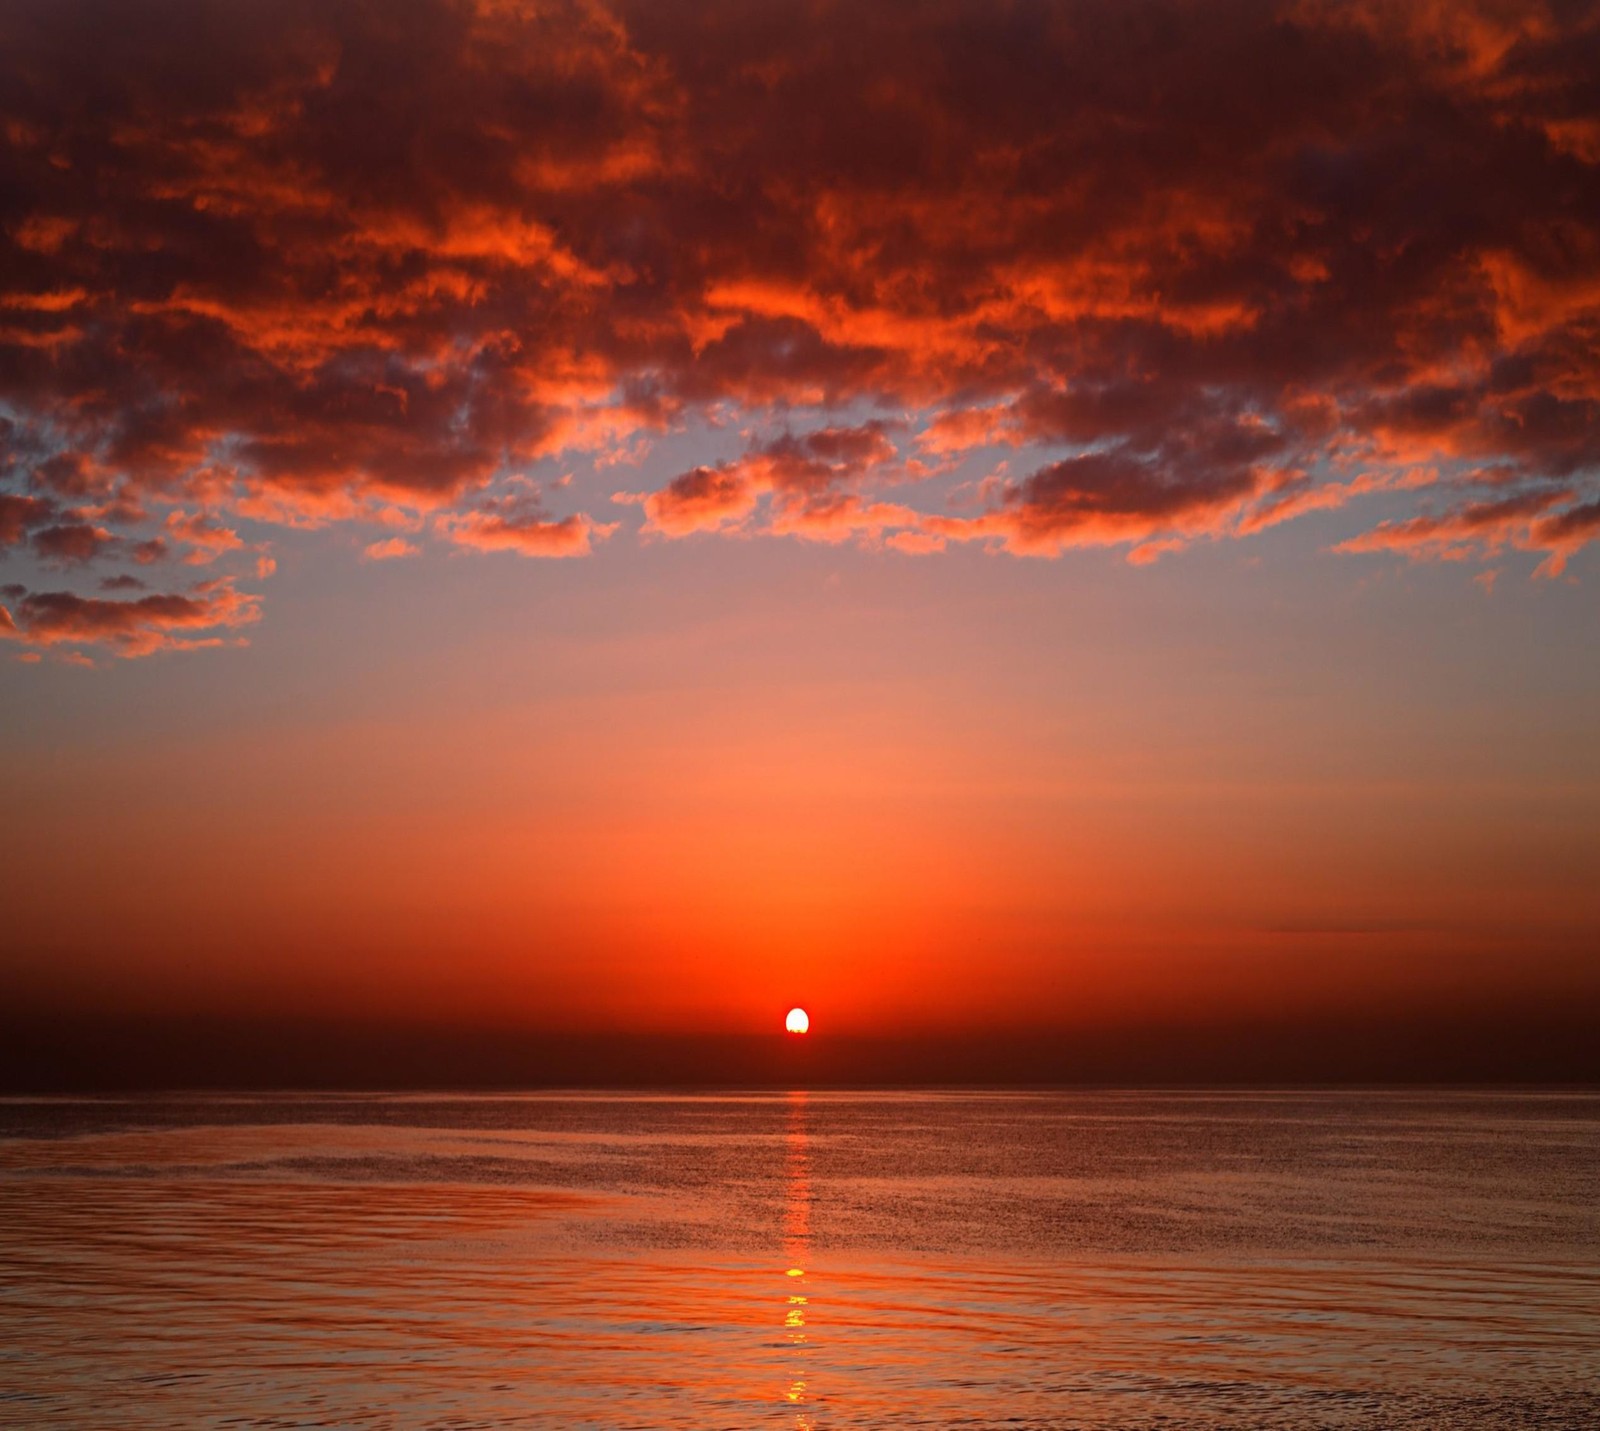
[442, 511, 614, 558]
[630, 422, 908, 541]
[435, 476, 617, 558]
[0, 578, 261, 658]
[1336, 489, 1599, 577]
[363, 537, 420, 561]
[631, 465, 759, 536]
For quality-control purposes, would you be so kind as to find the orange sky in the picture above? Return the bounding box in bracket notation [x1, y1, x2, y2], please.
[1, 0, 1597, 1078]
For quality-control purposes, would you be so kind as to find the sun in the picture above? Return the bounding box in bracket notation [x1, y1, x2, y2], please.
[785, 1007, 810, 1035]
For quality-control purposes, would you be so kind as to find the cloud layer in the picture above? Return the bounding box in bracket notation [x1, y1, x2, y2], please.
[2, 0, 1598, 654]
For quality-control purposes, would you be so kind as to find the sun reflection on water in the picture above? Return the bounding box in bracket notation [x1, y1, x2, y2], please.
[782, 1089, 813, 1427]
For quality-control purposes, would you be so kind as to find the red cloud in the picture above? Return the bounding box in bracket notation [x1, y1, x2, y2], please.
[441, 511, 614, 558]
[164, 510, 246, 565]
[636, 465, 758, 536]
[0, 493, 55, 546]
[362, 536, 420, 561]
[0, 578, 260, 657]
[1337, 489, 1600, 576]
[29, 519, 115, 564]
[1, 0, 1597, 650]
[633, 422, 905, 538]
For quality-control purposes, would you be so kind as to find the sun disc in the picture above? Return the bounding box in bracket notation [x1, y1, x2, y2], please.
[785, 1007, 809, 1035]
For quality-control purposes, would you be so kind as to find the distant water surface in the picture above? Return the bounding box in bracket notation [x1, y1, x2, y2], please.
[1, 1090, 1597, 1428]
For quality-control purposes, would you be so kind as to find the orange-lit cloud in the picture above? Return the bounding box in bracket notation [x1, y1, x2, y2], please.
[0, 577, 259, 657]
[439, 479, 618, 557]
[363, 536, 420, 561]
[1, 0, 1598, 654]
[441, 510, 613, 558]
[1336, 488, 1600, 576]
[630, 422, 904, 539]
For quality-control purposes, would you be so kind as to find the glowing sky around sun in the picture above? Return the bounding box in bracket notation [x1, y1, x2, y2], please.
[1, 0, 1597, 1052]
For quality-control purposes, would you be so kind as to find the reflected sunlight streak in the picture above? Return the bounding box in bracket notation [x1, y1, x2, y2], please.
[782, 1090, 813, 1426]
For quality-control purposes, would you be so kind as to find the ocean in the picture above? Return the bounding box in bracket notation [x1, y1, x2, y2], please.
[1, 1090, 1596, 1428]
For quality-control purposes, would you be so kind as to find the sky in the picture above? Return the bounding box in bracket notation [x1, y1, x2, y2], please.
[1, 0, 1598, 1083]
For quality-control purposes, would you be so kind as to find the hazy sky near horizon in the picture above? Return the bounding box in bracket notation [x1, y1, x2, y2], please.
[2, 0, 1597, 1043]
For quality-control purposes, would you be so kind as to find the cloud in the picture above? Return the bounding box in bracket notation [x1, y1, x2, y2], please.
[0, 494, 55, 547]
[1, 0, 1597, 656]
[362, 536, 420, 561]
[441, 511, 614, 558]
[163, 510, 246, 565]
[1334, 487, 1600, 575]
[0, 578, 261, 657]
[29, 519, 115, 564]
[937, 434, 1279, 556]
[631, 421, 906, 538]
[634, 465, 758, 536]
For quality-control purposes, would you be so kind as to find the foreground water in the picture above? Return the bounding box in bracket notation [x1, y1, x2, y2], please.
[1, 1090, 1597, 1428]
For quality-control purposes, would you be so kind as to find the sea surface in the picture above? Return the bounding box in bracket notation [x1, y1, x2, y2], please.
[1, 1090, 1597, 1429]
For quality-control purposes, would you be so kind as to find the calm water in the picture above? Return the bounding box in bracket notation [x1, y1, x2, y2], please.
[1, 1090, 1597, 1428]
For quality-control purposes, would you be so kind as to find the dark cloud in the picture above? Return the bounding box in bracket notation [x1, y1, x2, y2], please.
[0, 493, 55, 546]
[443, 510, 609, 557]
[634, 421, 907, 537]
[29, 518, 114, 563]
[440, 481, 615, 556]
[0, 578, 259, 656]
[1538, 496, 1600, 543]
[944, 449, 1268, 559]
[1, 0, 1597, 653]
[1337, 486, 1600, 575]
[637, 465, 757, 536]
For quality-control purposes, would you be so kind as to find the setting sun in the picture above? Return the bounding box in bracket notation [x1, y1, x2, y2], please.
[785, 1008, 810, 1035]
